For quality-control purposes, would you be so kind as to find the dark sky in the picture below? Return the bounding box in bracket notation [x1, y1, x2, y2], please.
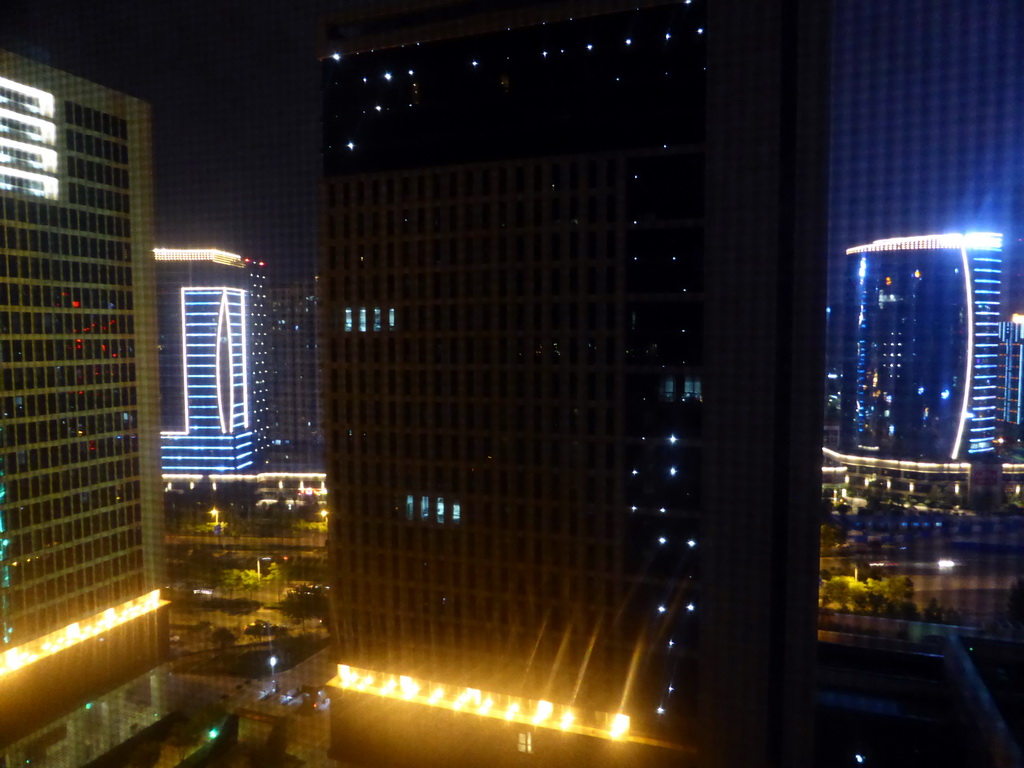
[0, 0, 373, 283]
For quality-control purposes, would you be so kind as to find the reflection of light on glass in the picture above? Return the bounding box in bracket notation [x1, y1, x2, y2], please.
[938, 559, 955, 569]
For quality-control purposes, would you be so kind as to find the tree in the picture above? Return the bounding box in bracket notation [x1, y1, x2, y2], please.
[238, 569, 262, 598]
[1008, 578, 1024, 623]
[264, 562, 288, 599]
[820, 522, 846, 551]
[278, 584, 328, 631]
[219, 569, 245, 597]
[210, 626, 236, 650]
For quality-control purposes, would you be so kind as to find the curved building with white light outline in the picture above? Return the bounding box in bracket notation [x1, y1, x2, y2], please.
[844, 232, 1003, 461]
[155, 249, 261, 472]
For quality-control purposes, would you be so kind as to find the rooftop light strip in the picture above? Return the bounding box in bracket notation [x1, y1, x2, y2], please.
[0, 591, 166, 677]
[153, 248, 243, 266]
[332, 664, 632, 742]
[846, 232, 1003, 254]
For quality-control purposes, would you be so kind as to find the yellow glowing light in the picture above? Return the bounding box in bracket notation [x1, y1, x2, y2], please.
[329, 663, 632, 743]
[0, 591, 165, 678]
[1013, 313, 1024, 325]
[533, 700, 553, 724]
[399, 675, 419, 699]
[610, 713, 631, 739]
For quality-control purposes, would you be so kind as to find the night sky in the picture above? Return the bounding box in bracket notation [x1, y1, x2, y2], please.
[0, 0, 378, 284]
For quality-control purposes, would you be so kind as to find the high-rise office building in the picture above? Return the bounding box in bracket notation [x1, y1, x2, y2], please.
[320, 2, 827, 767]
[264, 281, 323, 470]
[842, 233, 1003, 460]
[154, 247, 267, 472]
[1000, 315, 1024, 436]
[0, 50, 166, 748]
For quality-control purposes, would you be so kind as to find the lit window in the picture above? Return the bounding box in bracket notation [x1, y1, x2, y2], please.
[405, 495, 414, 521]
[359, 308, 367, 332]
[373, 307, 382, 332]
[421, 496, 430, 520]
[436, 497, 445, 524]
[344, 308, 352, 332]
[389, 308, 396, 329]
[517, 733, 532, 754]
[453, 501, 461, 523]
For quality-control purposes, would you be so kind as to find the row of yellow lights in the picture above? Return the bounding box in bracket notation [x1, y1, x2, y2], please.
[152, 248, 242, 266]
[0, 590, 166, 677]
[334, 664, 630, 740]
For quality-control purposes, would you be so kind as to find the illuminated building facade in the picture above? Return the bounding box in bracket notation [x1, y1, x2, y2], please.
[320, 2, 826, 766]
[0, 51, 167, 748]
[154, 248, 266, 472]
[844, 233, 1003, 460]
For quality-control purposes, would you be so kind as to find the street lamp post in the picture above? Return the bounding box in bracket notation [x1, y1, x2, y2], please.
[269, 655, 278, 693]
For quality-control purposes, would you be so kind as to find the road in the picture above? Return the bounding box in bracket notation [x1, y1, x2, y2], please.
[822, 541, 1023, 621]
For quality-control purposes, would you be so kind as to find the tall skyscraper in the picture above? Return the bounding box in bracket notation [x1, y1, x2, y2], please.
[154, 247, 266, 472]
[0, 50, 166, 747]
[842, 233, 1003, 460]
[264, 280, 323, 470]
[319, 2, 827, 767]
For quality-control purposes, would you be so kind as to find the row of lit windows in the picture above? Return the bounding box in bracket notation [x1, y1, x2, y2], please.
[0, 86, 45, 116]
[0, 115, 47, 145]
[0, 337, 133, 364]
[405, 494, 462, 524]
[64, 101, 128, 141]
[0, 171, 50, 199]
[327, 234, 617, 273]
[327, 161, 619, 208]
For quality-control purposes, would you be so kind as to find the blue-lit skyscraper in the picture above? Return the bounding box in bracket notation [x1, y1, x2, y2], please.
[154, 249, 262, 472]
[844, 232, 1003, 460]
[161, 287, 254, 471]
